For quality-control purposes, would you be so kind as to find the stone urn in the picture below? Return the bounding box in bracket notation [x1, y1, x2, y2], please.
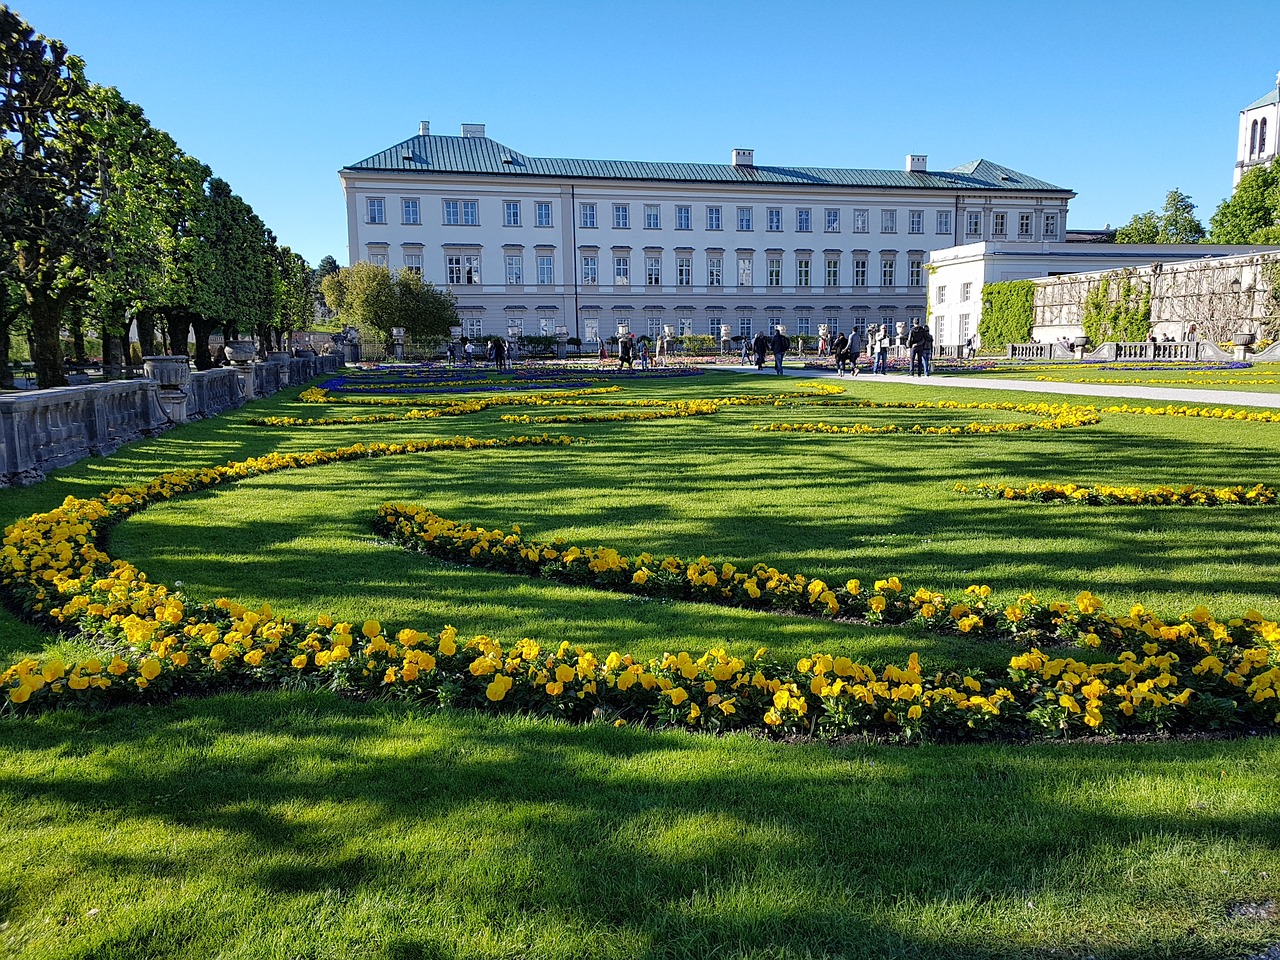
[267, 351, 291, 363]
[224, 340, 257, 364]
[1232, 332, 1257, 347]
[142, 355, 192, 388]
[1073, 336, 1089, 348]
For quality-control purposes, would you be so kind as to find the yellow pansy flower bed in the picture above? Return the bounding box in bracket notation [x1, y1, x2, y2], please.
[956, 481, 1279, 507]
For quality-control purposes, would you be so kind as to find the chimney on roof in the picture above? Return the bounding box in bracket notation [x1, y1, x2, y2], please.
[906, 154, 928, 173]
[419, 121, 430, 137]
[732, 148, 754, 167]
[461, 123, 486, 138]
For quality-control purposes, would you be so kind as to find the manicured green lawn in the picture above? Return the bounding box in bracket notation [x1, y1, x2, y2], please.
[2, 368, 1279, 959]
[965, 361, 1280, 394]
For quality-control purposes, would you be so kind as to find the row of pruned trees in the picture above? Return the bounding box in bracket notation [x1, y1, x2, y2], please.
[0, 7, 314, 388]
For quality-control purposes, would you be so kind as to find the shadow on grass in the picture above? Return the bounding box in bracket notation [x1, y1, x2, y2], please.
[1, 691, 1276, 959]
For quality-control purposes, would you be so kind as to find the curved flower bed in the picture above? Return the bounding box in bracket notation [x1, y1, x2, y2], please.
[1037, 375, 1280, 386]
[500, 400, 721, 425]
[955, 481, 1279, 507]
[297, 385, 622, 407]
[1, 445, 1278, 739]
[754, 401, 1099, 436]
[1099, 403, 1280, 423]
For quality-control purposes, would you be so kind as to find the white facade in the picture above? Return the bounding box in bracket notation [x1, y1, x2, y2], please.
[927, 242, 1280, 344]
[341, 124, 1074, 344]
[1235, 73, 1280, 186]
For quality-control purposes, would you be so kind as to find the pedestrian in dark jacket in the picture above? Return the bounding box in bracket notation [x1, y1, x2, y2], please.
[752, 331, 768, 370]
[770, 327, 790, 375]
[619, 335, 634, 371]
[907, 320, 927, 376]
[832, 332, 850, 377]
[848, 328, 865, 377]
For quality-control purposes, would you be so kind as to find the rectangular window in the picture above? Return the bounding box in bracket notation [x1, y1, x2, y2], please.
[796, 257, 811, 287]
[796, 316, 811, 336]
[966, 212, 982, 236]
[465, 318, 483, 340]
[644, 204, 660, 229]
[937, 210, 952, 235]
[796, 208, 812, 232]
[881, 256, 895, 287]
[767, 208, 782, 232]
[1043, 214, 1058, 239]
[936, 285, 947, 304]
[447, 254, 462, 284]
[961, 281, 972, 301]
[737, 206, 753, 231]
[909, 210, 923, 234]
[505, 254, 523, 285]
[613, 204, 630, 228]
[825, 208, 840, 232]
[853, 209, 869, 233]
[403, 253, 422, 275]
[368, 197, 385, 224]
[369, 251, 388, 267]
[443, 200, 459, 225]
[504, 201, 521, 226]
[679, 318, 693, 336]
[584, 318, 599, 343]
[881, 209, 897, 233]
[960, 313, 972, 341]
[402, 198, 419, 225]
[581, 255, 598, 284]
[614, 256, 630, 284]
[767, 257, 782, 286]
[536, 202, 553, 227]
[463, 254, 480, 283]
[537, 255, 554, 285]
[581, 203, 597, 228]
[677, 256, 692, 286]
[646, 256, 661, 285]
[908, 258, 922, 287]
[707, 256, 723, 286]
[825, 258, 839, 287]
[737, 257, 753, 287]
[853, 258, 867, 286]
[739, 317, 753, 338]
[462, 201, 479, 226]
[707, 206, 722, 230]
[1018, 212, 1032, 237]
[993, 212, 1007, 236]
[676, 205, 691, 230]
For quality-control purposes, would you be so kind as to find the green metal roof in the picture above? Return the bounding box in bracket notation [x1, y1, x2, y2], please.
[344, 135, 1072, 193]
[1245, 88, 1280, 111]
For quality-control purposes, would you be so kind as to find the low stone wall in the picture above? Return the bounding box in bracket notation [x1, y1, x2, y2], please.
[1, 356, 345, 488]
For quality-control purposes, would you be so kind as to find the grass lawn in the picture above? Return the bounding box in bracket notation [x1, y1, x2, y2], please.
[963, 361, 1280, 394]
[2, 368, 1279, 959]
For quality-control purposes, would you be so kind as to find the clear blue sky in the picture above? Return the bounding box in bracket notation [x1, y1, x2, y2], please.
[13, 0, 1280, 266]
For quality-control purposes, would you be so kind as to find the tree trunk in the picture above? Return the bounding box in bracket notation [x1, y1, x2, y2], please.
[194, 315, 220, 370]
[0, 317, 12, 389]
[135, 309, 157, 356]
[163, 307, 191, 358]
[69, 308, 87, 364]
[28, 288, 68, 389]
[103, 334, 124, 381]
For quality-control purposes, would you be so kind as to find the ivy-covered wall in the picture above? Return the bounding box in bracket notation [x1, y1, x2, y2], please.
[978, 280, 1035, 348]
[1079, 270, 1152, 343]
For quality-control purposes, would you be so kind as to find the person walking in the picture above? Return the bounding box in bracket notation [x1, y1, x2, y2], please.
[463, 339, 475, 365]
[752, 330, 768, 370]
[907, 320, 926, 377]
[770, 326, 790, 375]
[848, 326, 864, 377]
[921, 325, 934, 377]
[619, 334, 634, 371]
[638, 338, 650, 371]
[598, 337, 609, 367]
[493, 337, 507, 372]
[739, 336, 751, 364]
[832, 331, 849, 377]
[872, 325, 890, 374]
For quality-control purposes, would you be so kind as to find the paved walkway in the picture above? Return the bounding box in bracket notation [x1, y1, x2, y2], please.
[709, 363, 1280, 409]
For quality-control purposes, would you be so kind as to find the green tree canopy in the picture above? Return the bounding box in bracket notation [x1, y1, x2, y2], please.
[1115, 189, 1205, 243]
[321, 262, 457, 344]
[1209, 158, 1280, 243]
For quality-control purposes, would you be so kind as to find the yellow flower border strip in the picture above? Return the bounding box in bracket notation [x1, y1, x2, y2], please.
[956, 481, 1279, 507]
[501, 399, 722, 425]
[755, 401, 1099, 436]
[1099, 403, 1280, 423]
[3, 437, 1278, 740]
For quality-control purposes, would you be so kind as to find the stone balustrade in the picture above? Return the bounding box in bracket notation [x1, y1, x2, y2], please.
[1, 355, 345, 487]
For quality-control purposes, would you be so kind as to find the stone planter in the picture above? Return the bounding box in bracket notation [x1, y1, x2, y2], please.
[1233, 332, 1257, 347]
[142, 356, 192, 388]
[267, 351, 291, 363]
[1073, 336, 1089, 348]
[224, 340, 257, 364]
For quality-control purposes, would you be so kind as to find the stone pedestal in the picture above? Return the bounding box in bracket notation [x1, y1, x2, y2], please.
[235, 364, 258, 399]
[143, 356, 192, 424]
[1235, 346, 1251, 362]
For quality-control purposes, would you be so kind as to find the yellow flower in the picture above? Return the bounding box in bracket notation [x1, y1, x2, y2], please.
[139, 659, 162, 681]
[292, 654, 309, 669]
[486, 675, 513, 701]
[666, 687, 689, 706]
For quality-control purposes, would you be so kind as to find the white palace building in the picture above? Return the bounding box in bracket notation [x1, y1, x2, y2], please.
[340, 122, 1074, 345]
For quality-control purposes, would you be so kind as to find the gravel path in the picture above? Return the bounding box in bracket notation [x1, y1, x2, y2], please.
[711, 363, 1280, 409]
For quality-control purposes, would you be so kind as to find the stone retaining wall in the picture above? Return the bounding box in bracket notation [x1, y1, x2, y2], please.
[0, 354, 344, 488]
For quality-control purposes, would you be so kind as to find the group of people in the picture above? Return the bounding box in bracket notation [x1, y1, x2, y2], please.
[741, 328, 793, 375]
[819, 322, 935, 376]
